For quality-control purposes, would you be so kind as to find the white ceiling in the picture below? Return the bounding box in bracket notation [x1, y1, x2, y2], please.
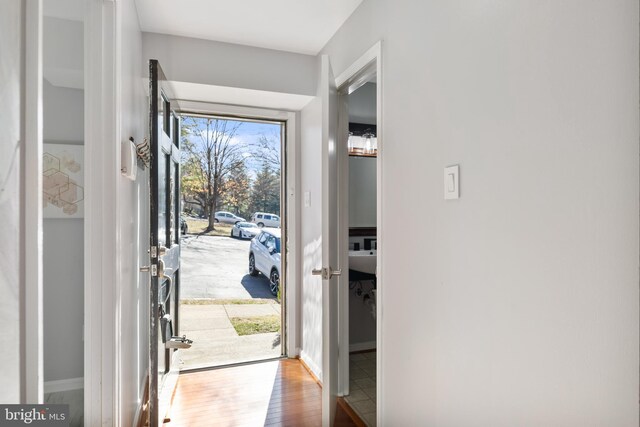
[134, 0, 363, 55]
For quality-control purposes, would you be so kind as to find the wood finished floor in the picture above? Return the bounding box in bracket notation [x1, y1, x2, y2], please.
[164, 359, 358, 427]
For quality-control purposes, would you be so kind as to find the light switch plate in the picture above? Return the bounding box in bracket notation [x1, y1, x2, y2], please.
[444, 165, 459, 200]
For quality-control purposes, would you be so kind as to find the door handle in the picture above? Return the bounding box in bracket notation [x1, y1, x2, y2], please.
[157, 259, 173, 279]
[312, 267, 342, 280]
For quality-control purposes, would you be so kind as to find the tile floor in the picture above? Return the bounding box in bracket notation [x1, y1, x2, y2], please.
[44, 388, 83, 427]
[345, 350, 377, 427]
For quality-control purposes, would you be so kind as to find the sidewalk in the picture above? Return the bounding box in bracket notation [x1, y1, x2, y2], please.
[177, 302, 282, 370]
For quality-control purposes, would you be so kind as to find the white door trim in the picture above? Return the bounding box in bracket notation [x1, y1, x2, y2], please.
[336, 90, 350, 397]
[23, 0, 44, 404]
[171, 99, 301, 358]
[85, 0, 118, 424]
[335, 41, 383, 425]
[335, 42, 382, 91]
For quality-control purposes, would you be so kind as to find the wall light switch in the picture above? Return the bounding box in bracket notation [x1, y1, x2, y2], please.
[444, 165, 459, 200]
[304, 191, 311, 207]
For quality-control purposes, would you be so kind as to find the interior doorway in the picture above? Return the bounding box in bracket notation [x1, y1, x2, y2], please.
[335, 45, 382, 427]
[177, 114, 287, 370]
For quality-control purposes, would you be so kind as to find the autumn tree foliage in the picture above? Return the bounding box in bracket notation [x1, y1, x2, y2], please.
[181, 117, 244, 231]
[221, 161, 251, 217]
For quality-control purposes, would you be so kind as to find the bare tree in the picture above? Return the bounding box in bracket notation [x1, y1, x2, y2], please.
[250, 133, 281, 170]
[181, 117, 244, 231]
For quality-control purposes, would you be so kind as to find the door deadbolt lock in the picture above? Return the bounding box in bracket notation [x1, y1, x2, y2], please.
[311, 267, 342, 280]
[150, 245, 168, 258]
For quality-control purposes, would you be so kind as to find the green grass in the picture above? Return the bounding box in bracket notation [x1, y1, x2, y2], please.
[184, 218, 233, 237]
[230, 315, 281, 336]
[181, 298, 275, 305]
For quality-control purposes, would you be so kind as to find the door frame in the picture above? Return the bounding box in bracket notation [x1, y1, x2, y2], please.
[173, 100, 300, 359]
[23, 0, 44, 404]
[85, 0, 118, 424]
[334, 41, 383, 424]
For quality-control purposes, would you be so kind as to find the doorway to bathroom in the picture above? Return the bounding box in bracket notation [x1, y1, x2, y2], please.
[176, 114, 287, 371]
[336, 48, 381, 427]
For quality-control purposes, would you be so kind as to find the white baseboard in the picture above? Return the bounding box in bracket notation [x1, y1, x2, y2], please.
[44, 377, 84, 394]
[300, 350, 322, 383]
[350, 341, 376, 353]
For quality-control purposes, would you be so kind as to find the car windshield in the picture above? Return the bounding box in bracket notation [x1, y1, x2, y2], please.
[239, 222, 257, 228]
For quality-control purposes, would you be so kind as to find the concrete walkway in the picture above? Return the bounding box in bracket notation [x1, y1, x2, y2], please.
[177, 302, 282, 370]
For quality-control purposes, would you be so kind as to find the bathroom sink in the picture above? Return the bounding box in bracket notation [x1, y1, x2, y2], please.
[348, 250, 376, 274]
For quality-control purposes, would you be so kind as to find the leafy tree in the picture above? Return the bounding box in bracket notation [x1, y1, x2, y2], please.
[249, 163, 280, 215]
[181, 157, 208, 217]
[220, 161, 251, 218]
[181, 117, 244, 231]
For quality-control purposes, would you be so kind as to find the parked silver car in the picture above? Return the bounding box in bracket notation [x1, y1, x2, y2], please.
[231, 222, 260, 239]
[214, 211, 245, 224]
[248, 228, 281, 296]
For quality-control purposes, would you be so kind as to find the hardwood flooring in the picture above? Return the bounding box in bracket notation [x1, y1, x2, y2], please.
[164, 359, 359, 427]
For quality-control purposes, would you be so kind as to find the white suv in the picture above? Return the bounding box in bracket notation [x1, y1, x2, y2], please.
[248, 228, 281, 296]
[251, 212, 280, 228]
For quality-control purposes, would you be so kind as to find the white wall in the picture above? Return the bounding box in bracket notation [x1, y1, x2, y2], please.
[348, 82, 376, 125]
[323, 1, 639, 425]
[42, 79, 84, 384]
[43, 16, 83, 89]
[142, 32, 317, 97]
[42, 15, 85, 385]
[43, 218, 84, 382]
[299, 93, 324, 379]
[117, 1, 149, 425]
[349, 157, 376, 228]
[0, 0, 24, 404]
[43, 80, 84, 140]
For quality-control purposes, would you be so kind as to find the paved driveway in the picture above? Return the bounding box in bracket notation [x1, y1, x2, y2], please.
[179, 234, 274, 299]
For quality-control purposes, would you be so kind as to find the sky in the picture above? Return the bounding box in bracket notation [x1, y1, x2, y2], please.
[183, 116, 282, 179]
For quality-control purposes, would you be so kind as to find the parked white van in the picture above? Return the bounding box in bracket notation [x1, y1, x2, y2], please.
[251, 212, 280, 228]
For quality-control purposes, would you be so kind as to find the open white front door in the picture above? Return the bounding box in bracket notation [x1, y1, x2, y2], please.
[317, 55, 341, 426]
